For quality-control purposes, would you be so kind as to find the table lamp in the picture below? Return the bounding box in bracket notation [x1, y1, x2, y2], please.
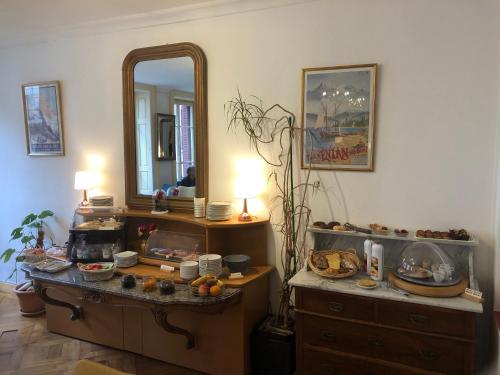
[74, 171, 92, 207]
[235, 176, 258, 222]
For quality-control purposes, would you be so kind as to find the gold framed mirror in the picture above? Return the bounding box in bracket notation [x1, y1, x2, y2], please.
[123, 43, 207, 212]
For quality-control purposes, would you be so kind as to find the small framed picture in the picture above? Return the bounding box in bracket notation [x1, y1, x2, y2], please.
[301, 64, 377, 171]
[22, 81, 64, 156]
[156, 113, 176, 161]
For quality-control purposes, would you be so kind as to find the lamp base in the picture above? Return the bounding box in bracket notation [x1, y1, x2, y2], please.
[238, 212, 253, 222]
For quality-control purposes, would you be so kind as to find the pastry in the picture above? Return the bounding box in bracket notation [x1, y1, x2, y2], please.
[358, 278, 376, 287]
[422, 259, 431, 270]
[311, 253, 328, 269]
[326, 253, 341, 270]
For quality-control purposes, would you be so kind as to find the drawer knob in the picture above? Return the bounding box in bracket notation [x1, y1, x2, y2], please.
[409, 313, 429, 326]
[420, 349, 440, 362]
[327, 302, 344, 313]
[320, 330, 336, 342]
[368, 338, 384, 347]
[319, 364, 337, 374]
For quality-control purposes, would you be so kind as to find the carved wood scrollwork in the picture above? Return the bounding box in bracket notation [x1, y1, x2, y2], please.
[151, 293, 242, 350]
[34, 282, 82, 321]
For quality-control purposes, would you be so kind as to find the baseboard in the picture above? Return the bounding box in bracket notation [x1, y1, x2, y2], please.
[0, 281, 15, 293]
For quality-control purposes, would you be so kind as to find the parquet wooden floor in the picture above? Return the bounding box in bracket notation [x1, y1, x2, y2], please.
[0, 292, 203, 375]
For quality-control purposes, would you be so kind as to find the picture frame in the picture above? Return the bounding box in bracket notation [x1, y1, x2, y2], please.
[22, 81, 64, 156]
[301, 64, 377, 171]
[156, 113, 176, 161]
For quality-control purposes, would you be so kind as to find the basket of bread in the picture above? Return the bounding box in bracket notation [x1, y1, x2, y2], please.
[308, 249, 361, 279]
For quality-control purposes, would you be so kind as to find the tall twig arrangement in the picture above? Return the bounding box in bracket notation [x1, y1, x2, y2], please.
[226, 91, 318, 329]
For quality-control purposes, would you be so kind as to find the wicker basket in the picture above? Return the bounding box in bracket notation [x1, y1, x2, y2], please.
[23, 249, 47, 264]
[308, 249, 361, 279]
[77, 263, 116, 281]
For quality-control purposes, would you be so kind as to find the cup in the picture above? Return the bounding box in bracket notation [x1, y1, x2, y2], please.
[194, 197, 206, 218]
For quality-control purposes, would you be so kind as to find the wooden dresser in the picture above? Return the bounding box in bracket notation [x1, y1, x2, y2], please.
[295, 285, 477, 375]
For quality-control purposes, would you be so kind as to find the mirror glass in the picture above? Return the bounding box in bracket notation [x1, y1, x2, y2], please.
[134, 57, 196, 199]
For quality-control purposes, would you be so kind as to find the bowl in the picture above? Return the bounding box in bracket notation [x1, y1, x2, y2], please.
[223, 254, 251, 273]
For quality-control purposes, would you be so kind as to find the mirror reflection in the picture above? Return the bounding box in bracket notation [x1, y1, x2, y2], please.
[134, 57, 196, 198]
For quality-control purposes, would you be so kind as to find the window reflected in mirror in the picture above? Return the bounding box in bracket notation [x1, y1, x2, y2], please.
[134, 57, 195, 198]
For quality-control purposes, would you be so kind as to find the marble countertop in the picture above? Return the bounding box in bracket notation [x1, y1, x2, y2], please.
[289, 268, 483, 314]
[22, 264, 240, 307]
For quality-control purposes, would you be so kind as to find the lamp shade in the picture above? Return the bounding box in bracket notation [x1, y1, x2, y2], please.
[74, 171, 93, 190]
[234, 159, 265, 199]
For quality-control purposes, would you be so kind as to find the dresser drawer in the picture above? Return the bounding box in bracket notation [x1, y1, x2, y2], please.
[302, 314, 375, 358]
[297, 288, 375, 322]
[378, 300, 475, 339]
[371, 328, 469, 374]
[302, 347, 421, 375]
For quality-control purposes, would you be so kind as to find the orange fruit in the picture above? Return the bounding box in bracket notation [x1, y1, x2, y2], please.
[209, 285, 221, 297]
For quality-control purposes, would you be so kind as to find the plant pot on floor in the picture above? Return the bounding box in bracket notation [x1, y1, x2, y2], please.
[251, 315, 295, 375]
[13, 283, 45, 316]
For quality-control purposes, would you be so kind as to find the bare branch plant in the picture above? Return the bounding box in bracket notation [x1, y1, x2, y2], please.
[226, 91, 318, 329]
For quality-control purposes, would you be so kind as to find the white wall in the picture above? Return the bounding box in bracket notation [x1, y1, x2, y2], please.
[0, 0, 499, 366]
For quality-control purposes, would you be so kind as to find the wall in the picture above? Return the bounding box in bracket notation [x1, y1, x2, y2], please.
[0, 0, 498, 366]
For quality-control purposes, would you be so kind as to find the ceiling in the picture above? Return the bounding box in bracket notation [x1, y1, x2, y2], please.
[134, 57, 194, 92]
[0, 0, 215, 41]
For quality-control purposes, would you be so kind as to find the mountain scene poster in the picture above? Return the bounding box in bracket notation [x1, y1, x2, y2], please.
[301, 64, 376, 171]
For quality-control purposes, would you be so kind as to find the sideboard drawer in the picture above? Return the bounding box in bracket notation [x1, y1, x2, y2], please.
[302, 347, 420, 375]
[378, 300, 475, 339]
[302, 314, 375, 358]
[297, 288, 375, 322]
[372, 328, 468, 374]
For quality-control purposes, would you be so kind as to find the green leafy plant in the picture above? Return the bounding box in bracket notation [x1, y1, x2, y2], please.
[1, 210, 54, 280]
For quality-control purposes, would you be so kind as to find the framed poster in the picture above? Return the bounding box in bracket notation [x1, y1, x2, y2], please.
[301, 64, 377, 171]
[22, 81, 64, 156]
[156, 113, 176, 161]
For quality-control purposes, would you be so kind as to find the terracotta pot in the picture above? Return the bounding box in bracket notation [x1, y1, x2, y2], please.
[13, 283, 45, 316]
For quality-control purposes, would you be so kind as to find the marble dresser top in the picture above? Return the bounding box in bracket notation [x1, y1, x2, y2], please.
[22, 264, 241, 306]
[289, 268, 483, 314]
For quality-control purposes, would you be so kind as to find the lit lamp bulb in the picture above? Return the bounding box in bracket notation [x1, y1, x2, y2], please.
[74, 170, 94, 207]
[234, 159, 265, 222]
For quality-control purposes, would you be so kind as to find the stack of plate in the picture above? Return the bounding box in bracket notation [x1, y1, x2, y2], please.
[206, 201, 232, 221]
[90, 195, 114, 207]
[180, 261, 199, 280]
[113, 251, 138, 268]
[198, 254, 222, 277]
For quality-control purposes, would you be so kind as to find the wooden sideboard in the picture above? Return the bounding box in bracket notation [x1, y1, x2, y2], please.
[295, 287, 476, 375]
[32, 210, 272, 375]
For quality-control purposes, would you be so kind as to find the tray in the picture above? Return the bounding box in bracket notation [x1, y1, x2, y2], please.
[388, 272, 467, 297]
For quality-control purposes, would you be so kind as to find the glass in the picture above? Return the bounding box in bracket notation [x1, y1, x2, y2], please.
[142, 276, 157, 292]
[396, 242, 461, 286]
[134, 57, 195, 197]
[121, 274, 136, 289]
[159, 273, 175, 295]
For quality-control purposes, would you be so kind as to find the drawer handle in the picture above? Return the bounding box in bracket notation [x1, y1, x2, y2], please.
[320, 330, 336, 342]
[368, 338, 384, 347]
[420, 349, 440, 362]
[327, 302, 344, 313]
[409, 313, 429, 326]
[319, 364, 337, 374]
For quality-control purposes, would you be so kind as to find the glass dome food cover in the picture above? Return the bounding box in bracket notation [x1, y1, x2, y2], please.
[395, 242, 462, 286]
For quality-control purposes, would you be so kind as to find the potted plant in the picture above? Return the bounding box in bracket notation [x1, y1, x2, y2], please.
[1, 210, 54, 316]
[226, 92, 318, 374]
